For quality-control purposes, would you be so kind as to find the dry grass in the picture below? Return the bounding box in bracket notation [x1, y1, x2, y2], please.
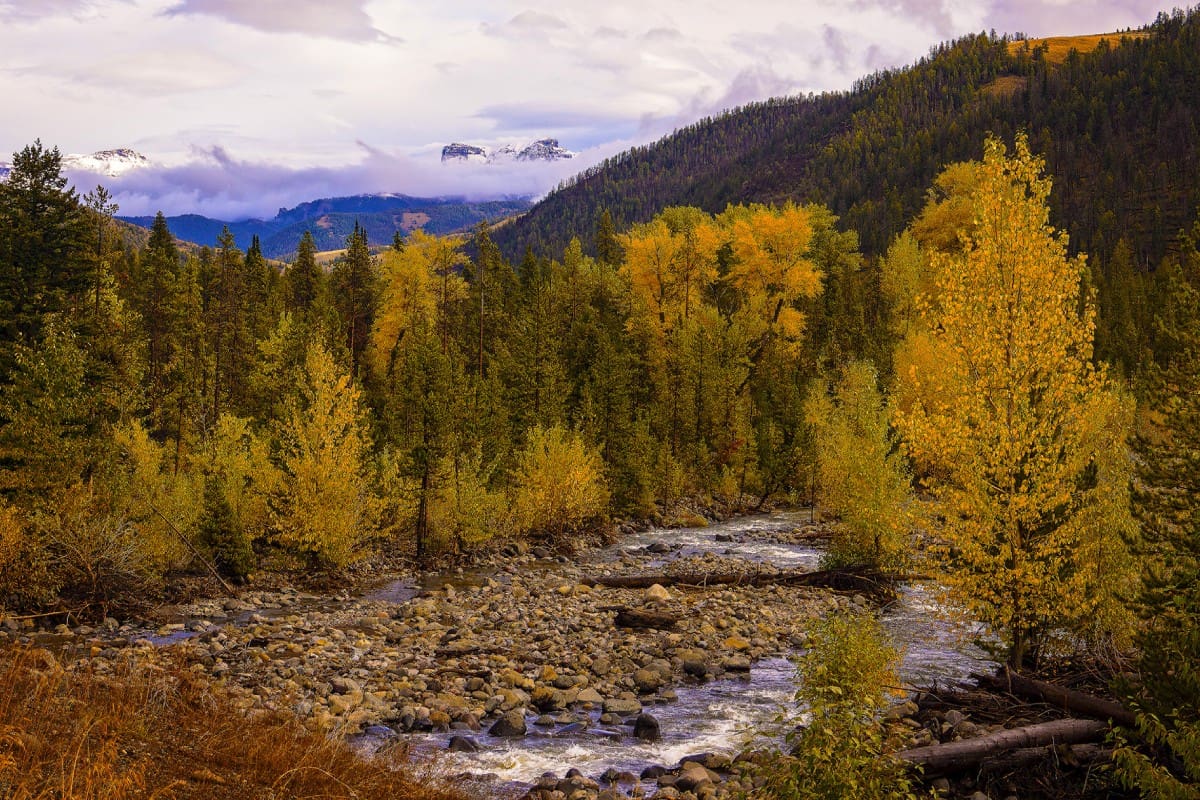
[1007, 31, 1150, 65]
[0, 646, 477, 800]
[981, 74, 1029, 98]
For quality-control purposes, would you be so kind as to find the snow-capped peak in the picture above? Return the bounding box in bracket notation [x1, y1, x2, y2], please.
[441, 138, 575, 165]
[64, 148, 151, 178]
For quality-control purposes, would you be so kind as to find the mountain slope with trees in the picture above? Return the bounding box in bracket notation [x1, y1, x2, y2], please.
[496, 10, 1199, 276]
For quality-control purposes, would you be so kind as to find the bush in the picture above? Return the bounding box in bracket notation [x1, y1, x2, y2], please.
[510, 425, 609, 536]
[32, 483, 163, 615]
[0, 500, 56, 610]
[428, 449, 510, 551]
[805, 362, 913, 572]
[762, 611, 916, 800]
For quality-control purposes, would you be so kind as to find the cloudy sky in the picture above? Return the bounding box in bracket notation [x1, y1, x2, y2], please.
[0, 0, 1173, 218]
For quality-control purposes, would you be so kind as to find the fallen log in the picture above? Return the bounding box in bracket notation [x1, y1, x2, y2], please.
[584, 565, 887, 594]
[897, 718, 1109, 774]
[614, 608, 678, 630]
[982, 667, 1136, 727]
[978, 742, 1111, 775]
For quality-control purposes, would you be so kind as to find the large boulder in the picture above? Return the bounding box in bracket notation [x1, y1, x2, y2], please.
[488, 709, 527, 738]
[633, 713, 661, 741]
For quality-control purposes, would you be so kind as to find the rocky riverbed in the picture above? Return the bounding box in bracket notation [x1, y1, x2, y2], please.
[0, 512, 993, 800]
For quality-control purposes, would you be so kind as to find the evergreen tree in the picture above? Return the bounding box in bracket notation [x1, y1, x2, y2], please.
[331, 222, 377, 376]
[0, 140, 87, 353]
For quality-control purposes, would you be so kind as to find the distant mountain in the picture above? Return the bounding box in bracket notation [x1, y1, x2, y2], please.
[64, 149, 150, 177]
[121, 193, 532, 259]
[0, 148, 150, 181]
[441, 138, 575, 164]
[494, 13, 1200, 276]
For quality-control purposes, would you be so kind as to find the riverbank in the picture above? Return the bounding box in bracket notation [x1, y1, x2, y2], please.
[0, 511, 1006, 800]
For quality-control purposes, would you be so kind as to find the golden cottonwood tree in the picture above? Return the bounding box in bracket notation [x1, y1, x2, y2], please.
[510, 424, 609, 536]
[805, 362, 913, 571]
[273, 342, 372, 568]
[893, 135, 1136, 667]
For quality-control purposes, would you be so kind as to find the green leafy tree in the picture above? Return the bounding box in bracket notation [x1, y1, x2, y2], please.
[273, 342, 372, 568]
[805, 361, 913, 571]
[763, 611, 915, 800]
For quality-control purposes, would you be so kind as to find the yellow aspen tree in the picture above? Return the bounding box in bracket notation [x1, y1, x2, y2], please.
[893, 134, 1136, 667]
[723, 202, 822, 356]
[369, 229, 458, 379]
[273, 342, 373, 568]
[805, 361, 913, 571]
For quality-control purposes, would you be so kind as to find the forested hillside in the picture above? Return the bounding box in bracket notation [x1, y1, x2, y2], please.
[497, 10, 1200, 274]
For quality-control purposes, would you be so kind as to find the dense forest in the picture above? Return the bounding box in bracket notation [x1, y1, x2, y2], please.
[1, 11, 1199, 800]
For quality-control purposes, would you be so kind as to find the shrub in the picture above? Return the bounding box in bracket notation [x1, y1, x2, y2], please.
[763, 611, 916, 800]
[805, 362, 913, 572]
[0, 500, 56, 610]
[510, 425, 609, 536]
[428, 449, 511, 551]
[32, 483, 163, 615]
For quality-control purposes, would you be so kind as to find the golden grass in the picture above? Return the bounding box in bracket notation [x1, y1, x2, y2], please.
[0, 646, 476, 800]
[981, 74, 1029, 98]
[1007, 31, 1150, 65]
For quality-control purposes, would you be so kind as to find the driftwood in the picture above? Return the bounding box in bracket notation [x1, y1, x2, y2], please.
[614, 608, 678, 630]
[980, 667, 1137, 727]
[897, 718, 1109, 774]
[584, 565, 886, 593]
[978, 742, 1111, 775]
[151, 504, 236, 596]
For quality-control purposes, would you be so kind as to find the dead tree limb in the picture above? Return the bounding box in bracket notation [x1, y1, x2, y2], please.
[614, 608, 678, 630]
[981, 667, 1136, 727]
[584, 566, 886, 594]
[150, 504, 236, 597]
[897, 718, 1109, 774]
[978, 743, 1111, 775]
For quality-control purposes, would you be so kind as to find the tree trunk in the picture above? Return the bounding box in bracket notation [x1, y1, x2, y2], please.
[584, 565, 886, 594]
[978, 743, 1110, 775]
[981, 667, 1136, 727]
[896, 718, 1109, 774]
[614, 608, 678, 630]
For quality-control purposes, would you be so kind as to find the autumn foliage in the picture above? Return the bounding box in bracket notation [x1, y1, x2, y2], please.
[893, 134, 1136, 666]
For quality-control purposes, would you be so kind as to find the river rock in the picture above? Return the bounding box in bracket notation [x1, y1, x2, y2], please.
[634, 668, 666, 693]
[603, 697, 642, 715]
[574, 687, 604, 705]
[645, 584, 671, 603]
[448, 734, 480, 753]
[489, 709, 527, 737]
[633, 712, 661, 741]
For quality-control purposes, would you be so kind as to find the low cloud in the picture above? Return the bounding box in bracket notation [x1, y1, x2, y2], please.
[163, 0, 396, 42]
[68, 144, 598, 220]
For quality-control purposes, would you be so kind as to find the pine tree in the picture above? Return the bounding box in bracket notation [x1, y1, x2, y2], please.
[1115, 222, 1200, 796]
[0, 140, 88, 353]
[331, 222, 377, 376]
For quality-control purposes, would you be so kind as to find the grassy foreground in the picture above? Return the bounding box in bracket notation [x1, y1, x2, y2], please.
[0, 647, 474, 800]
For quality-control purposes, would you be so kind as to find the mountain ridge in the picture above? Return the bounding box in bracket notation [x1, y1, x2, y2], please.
[120, 193, 532, 259]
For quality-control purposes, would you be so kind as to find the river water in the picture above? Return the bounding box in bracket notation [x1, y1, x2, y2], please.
[361, 511, 994, 785]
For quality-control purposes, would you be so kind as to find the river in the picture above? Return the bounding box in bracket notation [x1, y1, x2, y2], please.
[358, 511, 994, 786]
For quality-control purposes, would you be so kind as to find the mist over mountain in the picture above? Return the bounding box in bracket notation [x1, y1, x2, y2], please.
[121, 193, 531, 259]
[47, 142, 594, 222]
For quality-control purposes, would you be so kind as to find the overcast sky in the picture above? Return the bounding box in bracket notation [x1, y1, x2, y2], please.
[0, 0, 1174, 219]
